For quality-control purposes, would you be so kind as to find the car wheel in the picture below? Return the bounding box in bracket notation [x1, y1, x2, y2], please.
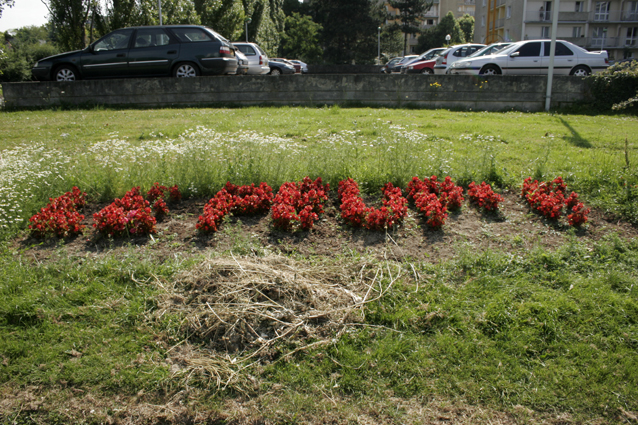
[421, 68, 433, 74]
[270, 68, 281, 76]
[479, 65, 501, 75]
[173, 63, 199, 78]
[54, 65, 78, 81]
[570, 65, 591, 77]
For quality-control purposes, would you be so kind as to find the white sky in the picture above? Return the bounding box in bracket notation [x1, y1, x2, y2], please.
[0, 0, 50, 32]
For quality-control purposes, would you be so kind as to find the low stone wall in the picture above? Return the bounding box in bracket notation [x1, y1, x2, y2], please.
[1, 74, 587, 111]
[308, 65, 383, 74]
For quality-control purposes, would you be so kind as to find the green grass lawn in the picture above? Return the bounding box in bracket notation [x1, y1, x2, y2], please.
[1, 107, 637, 424]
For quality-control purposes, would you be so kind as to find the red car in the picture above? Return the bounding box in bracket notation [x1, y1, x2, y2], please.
[404, 58, 437, 74]
[273, 58, 301, 73]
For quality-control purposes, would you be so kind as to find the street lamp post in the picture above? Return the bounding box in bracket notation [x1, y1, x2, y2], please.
[378, 27, 381, 65]
[158, 0, 162, 25]
[245, 18, 252, 42]
[445, 34, 451, 46]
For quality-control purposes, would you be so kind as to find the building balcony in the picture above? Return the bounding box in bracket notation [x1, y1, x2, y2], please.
[525, 10, 638, 23]
[495, 18, 505, 28]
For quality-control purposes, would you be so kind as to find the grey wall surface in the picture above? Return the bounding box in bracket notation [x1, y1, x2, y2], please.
[2, 74, 587, 111]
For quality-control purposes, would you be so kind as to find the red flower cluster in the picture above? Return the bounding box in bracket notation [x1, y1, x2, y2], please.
[196, 189, 233, 233]
[146, 183, 182, 218]
[223, 182, 273, 215]
[272, 177, 329, 231]
[408, 176, 464, 228]
[28, 186, 86, 238]
[93, 187, 156, 236]
[522, 177, 590, 226]
[468, 181, 503, 212]
[338, 179, 408, 230]
[196, 182, 274, 233]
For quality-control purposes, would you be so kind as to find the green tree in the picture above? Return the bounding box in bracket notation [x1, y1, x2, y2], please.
[240, 0, 284, 55]
[195, 0, 245, 40]
[308, 0, 380, 64]
[0, 25, 60, 81]
[280, 12, 322, 62]
[46, 0, 105, 50]
[380, 22, 404, 60]
[458, 13, 474, 43]
[416, 11, 465, 53]
[388, 0, 433, 56]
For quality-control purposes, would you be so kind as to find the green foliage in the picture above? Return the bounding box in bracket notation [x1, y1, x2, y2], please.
[280, 12, 322, 63]
[195, 0, 245, 41]
[587, 59, 638, 113]
[48, 0, 102, 51]
[388, 0, 433, 55]
[247, 0, 285, 55]
[457, 13, 474, 43]
[0, 0, 14, 18]
[308, 0, 381, 64]
[0, 26, 60, 82]
[416, 12, 466, 53]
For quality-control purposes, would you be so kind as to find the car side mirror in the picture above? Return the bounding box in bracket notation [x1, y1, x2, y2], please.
[510, 51, 520, 58]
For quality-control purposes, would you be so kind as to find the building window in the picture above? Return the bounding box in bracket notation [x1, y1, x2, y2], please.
[506, 6, 511, 18]
[505, 29, 510, 41]
[481, 15, 485, 27]
[482, 0, 486, 6]
[575, 1, 583, 12]
[541, 26, 550, 38]
[592, 27, 608, 47]
[595, 2, 610, 21]
[628, 2, 638, 21]
[572, 26, 582, 37]
[627, 27, 638, 46]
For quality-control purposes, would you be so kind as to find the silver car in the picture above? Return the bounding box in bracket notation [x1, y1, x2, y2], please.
[232, 42, 270, 75]
[433, 44, 486, 75]
[448, 40, 609, 76]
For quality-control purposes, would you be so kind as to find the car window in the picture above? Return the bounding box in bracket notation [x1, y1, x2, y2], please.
[94, 29, 133, 51]
[515, 42, 542, 57]
[453, 47, 477, 57]
[255, 45, 267, 56]
[171, 28, 213, 43]
[133, 29, 171, 48]
[543, 41, 574, 56]
[237, 45, 256, 55]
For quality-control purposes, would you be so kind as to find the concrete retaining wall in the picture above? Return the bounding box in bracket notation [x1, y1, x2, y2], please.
[1, 74, 587, 111]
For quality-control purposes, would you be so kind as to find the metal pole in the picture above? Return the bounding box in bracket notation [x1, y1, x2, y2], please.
[545, 0, 561, 111]
[158, 0, 162, 25]
[378, 27, 381, 64]
[245, 18, 251, 42]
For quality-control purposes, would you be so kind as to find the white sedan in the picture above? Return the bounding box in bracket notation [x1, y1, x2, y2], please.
[447, 40, 608, 76]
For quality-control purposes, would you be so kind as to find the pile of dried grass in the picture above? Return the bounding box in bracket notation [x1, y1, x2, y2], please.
[151, 253, 401, 393]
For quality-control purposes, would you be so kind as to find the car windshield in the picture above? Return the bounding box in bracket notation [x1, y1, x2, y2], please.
[469, 43, 511, 58]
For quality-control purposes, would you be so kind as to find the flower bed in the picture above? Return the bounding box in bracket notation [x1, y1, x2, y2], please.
[93, 187, 156, 236]
[407, 176, 464, 229]
[197, 182, 274, 233]
[467, 181, 503, 212]
[147, 183, 182, 218]
[28, 187, 86, 238]
[522, 176, 590, 226]
[272, 177, 329, 231]
[338, 178, 408, 230]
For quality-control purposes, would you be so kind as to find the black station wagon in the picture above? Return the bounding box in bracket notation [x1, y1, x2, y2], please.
[32, 25, 238, 81]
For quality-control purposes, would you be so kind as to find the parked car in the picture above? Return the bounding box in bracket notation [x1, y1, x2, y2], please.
[433, 43, 486, 75]
[381, 57, 402, 73]
[383, 55, 418, 73]
[400, 48, 446, 73]
[32, 25, 238, 81]
[232, 42, 270, 75]
[404, 57, 439, 74]
[268, 59, 295, 75]
[467, 42, 512, 58]
[447, 40, 609, 76]
[273, 58, 300, 73]
[288, 59, 308, 73]
[233, 49, 249, 75]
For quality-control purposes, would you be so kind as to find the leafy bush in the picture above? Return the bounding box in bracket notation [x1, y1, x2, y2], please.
[587, 59, 638, 113]
[0, 26, 60, 82]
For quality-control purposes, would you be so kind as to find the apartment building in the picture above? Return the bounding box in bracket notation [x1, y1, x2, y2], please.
[386, 0, 476, 53]
[475, 0, 638, 60]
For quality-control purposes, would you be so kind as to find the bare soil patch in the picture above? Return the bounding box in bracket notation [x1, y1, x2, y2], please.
[14, 191, 638, 264]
